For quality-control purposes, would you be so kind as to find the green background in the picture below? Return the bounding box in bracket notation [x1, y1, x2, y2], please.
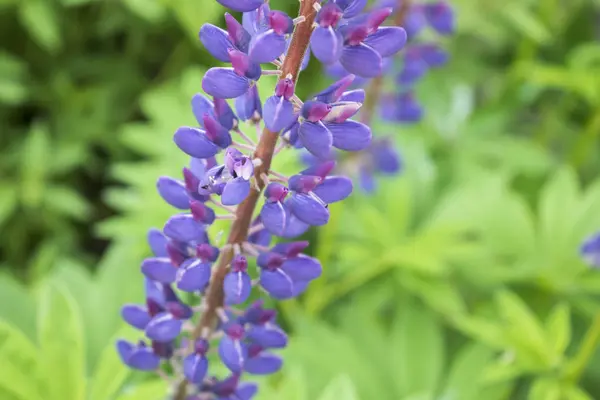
[1, 0, 600, 399]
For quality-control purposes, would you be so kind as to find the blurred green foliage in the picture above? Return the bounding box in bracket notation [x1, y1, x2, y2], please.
[1, 0, 600, 399]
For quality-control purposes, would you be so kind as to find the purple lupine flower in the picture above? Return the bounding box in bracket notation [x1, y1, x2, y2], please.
[581, 232, 600, 267]
[381, 91, 423, 123]
[216, 0, 264, 13]
[235, 85, 262, 122]
[423, 1, 455, 35]
[184, 339, 210, 384]
[263, 78, 298, 132]
[199, 148, 254, 206]
[176, 258, 212, 292]
[116, 340, 161, 371]
[224, 255, 252, 305]
[218, 323, 248, 373]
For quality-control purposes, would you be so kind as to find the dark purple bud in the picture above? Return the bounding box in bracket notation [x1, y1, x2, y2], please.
[268, 10, 293, 35]
[166, 241, 187, 267]
[199, 24, 233, 63]
[165, 301, 193, 320]
[302, 101, 331, 122]
[117, 340, 160, 371]
[183, 168, 200, 194]
[345, 25, 369, 46]
[217, 0, 264, 13]
[184, 353, 209, 384]
[224, 13, 252, 52]
[235, 85, 262, 122]
[264, 96, 297, 132]
[151, 340, 174, 359]
[231, 255, 248, 272]
[271, 241, 309, 257]
[288, 193, 329, 226]
[157, 177, 190, 210]
[317, 2, 343, 27]
[190, 200, 216, 225]
[141, 257, 177, 284]
[163, 214, 205, 243]
[147, 228, 169, 257]
[257, 251, 285, 270]
[312, 176, 353, 203]
[196, 243, 220, 262]
[264, 183, 289, 202]
[145, 312, 183, 342]
[202, 67, 251, 99]
[174, 127, 220, 159]
[289, 174, 322, 193]
[121, 304, 151, 330]
[275, 78, 295, 100]
[326, 120, 372, 151]
[176, 259, 212, 292]
[242, 300, 276, 325]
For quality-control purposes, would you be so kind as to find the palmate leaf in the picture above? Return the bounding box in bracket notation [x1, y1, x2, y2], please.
[316, 375, 359, 400]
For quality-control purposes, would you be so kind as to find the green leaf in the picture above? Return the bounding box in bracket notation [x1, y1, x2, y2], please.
[528, 378, 561, 400]
[116, 380, 168, 400]
[89, 325, 139, 400]
[0, 274, 36, 338]
[44, 184, 92, 220]
[390, 298, 444, 397]
[0, 52, 28, 105]
[38, 283, 86, 400]
[124, 0, 167, 22]
[317, 375, 359, 400]
[20, 122, 50, 208]
[545, 303, 571, 357]
[441, 343, 495, 400]
[0, 185, 17, 226]
[168, 0, 223, 40]
[18, 0, 62, 53]
[0, 320, 42, 400]
[495, 291, 553, 368]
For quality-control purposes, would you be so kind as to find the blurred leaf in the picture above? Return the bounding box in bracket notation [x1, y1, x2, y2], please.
[441, 343, 496, 400]
[501, 5, 551, 44]
[0, 185, 18, 227]
[317, 375, 359, 400]
[18, 0, 62, 53]
[390, 299, 444, 398]
[0, 274, 35, 337]
[124, 0, 167, 22]
[0, 52, 28, 105]
[545, 303, 571, 357]
[0, 320, 42, 400]
[116, 380, 168, 400]
[20, 122, 50, 208]
[38, 283, 86, 400]
[44, 184, 92, 220]
[168, 0, 223, 40]
[529, 378, 561, 400]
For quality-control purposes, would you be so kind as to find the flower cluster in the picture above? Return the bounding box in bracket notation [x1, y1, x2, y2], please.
[305, 0, 455, 192]
[116, 1, 406, 398]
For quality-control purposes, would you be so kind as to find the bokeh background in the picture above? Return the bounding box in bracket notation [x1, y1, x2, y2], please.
[1, 0, 600, 399]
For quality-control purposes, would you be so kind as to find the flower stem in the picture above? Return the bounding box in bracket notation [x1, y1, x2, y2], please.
[567, 312, 600, 383]
[173, 2, 319, 398]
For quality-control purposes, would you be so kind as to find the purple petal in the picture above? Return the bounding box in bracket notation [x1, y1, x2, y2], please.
[372, 140, 402, 173]
[216, 0, 264, 12]
[263, 96, 297, 132]
[191, 94, 215, 128]
[141, 258, 177, 283]
[224, 271, 252, 305]
[360, 167, 376, 192]
[218, 336, 248, 373]
[246, 325, 288, 348]
[248, 30, 286, 63]
[147, 228, 169, 257]
[214, 98, 238, 130]
[190, 201, 216, 224]
[298, 121, 333, 160]
[339, 89, 365, 103]
[163, 214, 205, 243]
[202, 68, 251, 99]
[313, 74, 355, 103]
[325, 120, 371, 151]
[313, 176, 353, 203]
[260, 269, 295, 299]
[288, 193, 329, 226]
[199, 24, 233, 62]
[235, 383, 258, 400]
[281, 205, 310, 238]
[310, 26, 343, 64]
[424, 2, 455, 35]
[173, 127, 219, 159]
[281, 256, 322, 281]
[364, 26, 407, 58]
[176, 259, 212, 292]
[245, 352, 283, 375]
[235, 85, 262, 121]
[145, 312, 183, 342]
[221, 177, 251, 206]
[156, 177, 190, 209]
[337, 0, 368, 18]
[117, 340, 161, 371]
[260, 202, 286, 235]
[184, 354, 208, 383]
[340, 43, 382, 78]
[121, 304, 151, 330]
[116, 340, 133, 363]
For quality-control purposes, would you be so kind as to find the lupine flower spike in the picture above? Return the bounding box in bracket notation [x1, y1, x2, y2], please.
[116, 0, 412, 398]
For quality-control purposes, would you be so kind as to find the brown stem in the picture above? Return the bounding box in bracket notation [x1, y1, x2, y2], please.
[173, 2, 318, 399]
